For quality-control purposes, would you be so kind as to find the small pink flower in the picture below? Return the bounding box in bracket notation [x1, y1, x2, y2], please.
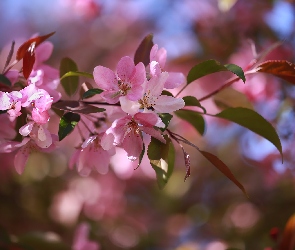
[106, 112, 165, 161]
[0, 91, 22, 118]
[19, 121, 53, 148]
[13, 136, 56, 174]
[69, 133, 115, 176]
[121, 72, 185, 115]
[72, 223, 100, 250]
[93, 56, 146, 104]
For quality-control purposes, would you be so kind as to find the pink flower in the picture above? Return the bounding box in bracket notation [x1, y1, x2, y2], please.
[0, 91, 22, 118]
[12, 136, 56, 174]
[93, 56, 146, 104]
[72, 223, 100, 250]
[149, 44, 185, 89]
[20, 85, 53, 124]
[121, 72, 185, 115]
[106, 112, 165, 161]
[69, 133, 115, 176]
[19, 121, 53, 148]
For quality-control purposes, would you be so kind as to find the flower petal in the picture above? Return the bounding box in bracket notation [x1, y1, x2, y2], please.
[164, 72, 186, 89]
[154, 95, 185, 113]
[93, 66, 117, 90]
[116, 56, 135, 82]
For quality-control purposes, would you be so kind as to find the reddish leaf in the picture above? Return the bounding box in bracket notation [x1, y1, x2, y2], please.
[16, 32, 55, 60]
[22, 45, 35, 79]
[279, 214, 295, 250]
[134, 34, 154, 67]
[257, 60, 295, 84]
[52, 100, 105, 114]
[199, 150, 248, 197]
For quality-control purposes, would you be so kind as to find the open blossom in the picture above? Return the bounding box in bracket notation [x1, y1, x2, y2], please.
[0, 91, 22, 118]
[93, 56, 146, 104]
[149, 44, 185, 89]
[106, 112, 165, 161]
[19, 121, 53, 148]
[69, 133, 116, 176]
[121, 72, 185, 115]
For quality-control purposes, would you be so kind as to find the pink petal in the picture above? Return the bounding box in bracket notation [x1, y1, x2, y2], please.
[19, 122, 34, 136]
[149, 61, 161, 77]
[146, 72, 169, 98]
[130, 62, 146, 86]
[93, 66, 117, 90]
[5, 70, 19, 86]
[101, 133, 114, 151]
[116, 56, 135, 82]
[122, 132, 143, 161]
[91, 149, 110, 174]
[0, 92, 12, 110]
[69, 149, 81, 170]
[81, 135, 97, 149]
[154, 95, 185, 113]
[164, 72, 186, 89]
[119, 96, 140, 115]
[14, 143, 32, 174]
[141, 127, 166, 144]
[134, 112, 159, 127]
[32, 110, 50, 124]
[35, 41, 53, 65]
[126, 84, 143, 101]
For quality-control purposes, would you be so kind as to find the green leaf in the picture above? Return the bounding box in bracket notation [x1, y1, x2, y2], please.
[148, 136, 175, 189]
[82, 88, 103, 99]
[134, 34, 154, 66]
[0, 74, 12, 87]
[199, 150, 248, 197]
[213, 87, 254, 110]
[187, 59, 245, 85]
[215, 107, 283, 161]
[224, 63, 246, 82]
[174, 110, 206, 135]
[52, 101, 106, 114]
[58, 112, 80, 141]
[59, 58, 79, 96]
[60, 71, 93, 81]
[161, 90, 174, 96]
[159, 113, 173, 131]
[183, 96, 206, 113]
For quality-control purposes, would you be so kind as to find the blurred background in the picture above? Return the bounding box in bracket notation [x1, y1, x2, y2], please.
[1, 0, 295, 249]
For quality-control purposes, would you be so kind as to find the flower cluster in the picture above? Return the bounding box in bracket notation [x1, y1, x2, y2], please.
[0, 41, 60, 173]
[72, 44, 185, 175]
[0, 36, 185, 176]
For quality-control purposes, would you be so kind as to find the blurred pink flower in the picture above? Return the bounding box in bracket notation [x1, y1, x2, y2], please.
[72, 223, 99, 250]
[69, 133, 116, 176]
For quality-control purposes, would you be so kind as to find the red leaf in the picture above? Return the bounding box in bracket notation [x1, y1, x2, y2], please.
[16, 32, 55, 60]
[134, 34, 154, 67]
[256, 60, 295, 84]
[279, 214, 295, 250]
[22, 45, 35, 79]
[199, 150, 248, 197]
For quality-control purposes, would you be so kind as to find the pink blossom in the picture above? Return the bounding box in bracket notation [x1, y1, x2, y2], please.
[93, 56, 146, 104]
[0, 91, 22, 118]
[106, 112, 165, 161]
[69, 133, 116, 176]
[72, 223, 99, 250]
[11, 136, 56, 174]
[19, 121, 53, 148]
[121, 72, 185, 115]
